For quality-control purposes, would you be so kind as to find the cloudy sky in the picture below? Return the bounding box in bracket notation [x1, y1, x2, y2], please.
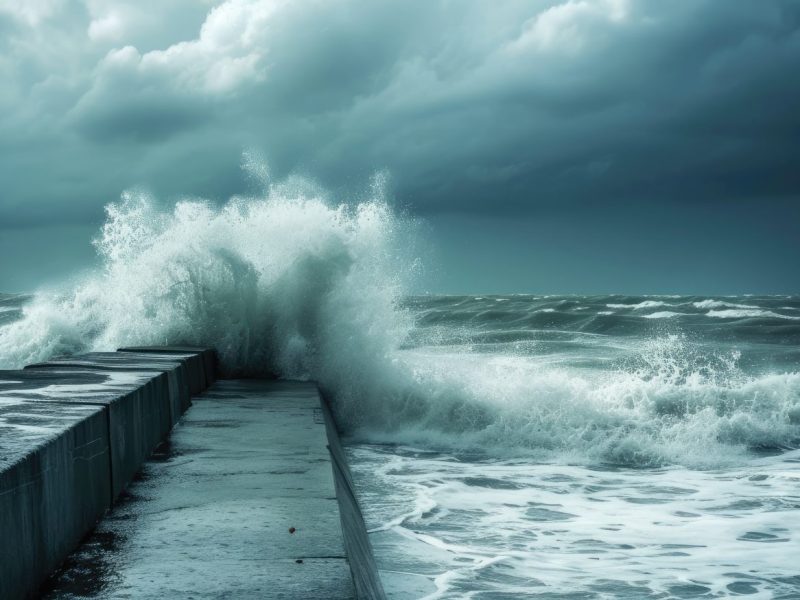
[1, 0, 798, 293]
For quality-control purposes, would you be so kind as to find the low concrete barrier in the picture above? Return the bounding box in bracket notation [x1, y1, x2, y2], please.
[4, 368, 172, 498]
[0, 399, 110, 600]
[118, 347, 217, 391]
[320, 396, 387, 600]
[27, 352, 197, 426]
[0, 348, 216, 600]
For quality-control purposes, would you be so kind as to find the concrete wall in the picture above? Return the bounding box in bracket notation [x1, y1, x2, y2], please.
[0, 348, 216, 600]
[320, 396, 387, 600]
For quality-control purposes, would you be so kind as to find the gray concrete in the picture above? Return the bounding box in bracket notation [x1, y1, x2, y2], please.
[0, 349, 216, 600]
[118, 347, 216, 392]
[44, 380, 361, 599]
[0, 368, 172, 498]
[322, 398, 387, 600]
[0, 398, 110, 600]
[26, 352, 196, 426]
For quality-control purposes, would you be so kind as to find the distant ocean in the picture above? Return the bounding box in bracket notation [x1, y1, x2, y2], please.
[1, 189, 798, 598]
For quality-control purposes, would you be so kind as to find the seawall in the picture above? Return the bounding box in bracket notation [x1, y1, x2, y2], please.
[0, 348, 215, 600]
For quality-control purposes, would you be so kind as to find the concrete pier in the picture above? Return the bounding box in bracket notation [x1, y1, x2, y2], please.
[42, 380, 386, 599]
[0, 349, 215, 600]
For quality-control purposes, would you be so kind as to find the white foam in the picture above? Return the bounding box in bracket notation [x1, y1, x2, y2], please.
[351, 446, 800, 599]
[607, 300, 672, 310]
[693, 299, 759, 309]
[642, 311, 682, 319]
[707, 309, 800, 320]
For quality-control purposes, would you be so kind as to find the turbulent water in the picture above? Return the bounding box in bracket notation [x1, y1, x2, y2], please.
[347, 295, 800, 599]
[0, 170, 798, 598]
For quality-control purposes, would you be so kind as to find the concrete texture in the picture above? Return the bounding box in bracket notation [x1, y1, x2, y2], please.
[0, 368, 172, 498]
[118, 347, 216, 391]
[322, 398, 387, 600]
[26, 352, 195, 425]
[0, 399, 110, 600]
[43, 380, 361, 599]
[0, 349, 216, 600]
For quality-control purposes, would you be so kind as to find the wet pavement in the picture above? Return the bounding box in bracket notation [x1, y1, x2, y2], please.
[43, 380, 356, 599]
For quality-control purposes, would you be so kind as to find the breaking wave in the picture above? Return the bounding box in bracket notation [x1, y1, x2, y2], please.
[642, 311, 683, 319]
[707, 308, 800, 320]
[607, 300, 672, 310]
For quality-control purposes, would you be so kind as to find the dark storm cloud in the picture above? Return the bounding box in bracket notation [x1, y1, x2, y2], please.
[0, 0, 798, 292]
[75, 97, 212, 143]
[2, 0, 799, 223]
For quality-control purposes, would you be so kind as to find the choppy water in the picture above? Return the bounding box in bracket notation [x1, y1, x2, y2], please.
[346, 295, 800, 599]
[0, 167, 797, 598]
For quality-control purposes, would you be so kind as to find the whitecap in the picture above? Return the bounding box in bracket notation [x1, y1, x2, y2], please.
[706, 309, 800, 320]
[607, 300, 672, 310]
[693, 300, 759, 310]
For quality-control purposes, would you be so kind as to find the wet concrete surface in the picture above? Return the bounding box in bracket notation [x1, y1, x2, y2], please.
[0, 367, 173, 498]
[43, 380, 357, 599]
[25, 351, 201, 425]
[0, 398, 110, 600]
[0, 349, 216, 600]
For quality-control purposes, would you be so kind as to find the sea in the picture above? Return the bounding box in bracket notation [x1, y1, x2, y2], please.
[0, 183, 798, 599]
[346, 294, 800, 599]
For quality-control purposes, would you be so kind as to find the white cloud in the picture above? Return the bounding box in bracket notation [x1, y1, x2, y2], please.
[88, 11, 125, 42]
[88, 0, 285, 95]
[512, 0, 632, 54]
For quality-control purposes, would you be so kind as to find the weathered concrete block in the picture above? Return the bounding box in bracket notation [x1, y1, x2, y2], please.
[320, 397, 387, 600]
[118, 347, 217, 395]
[0, 399, 110, 600]
[26, 352, 193, 425]
[0, 369, 171, 498]
[0, 348, 215, 600]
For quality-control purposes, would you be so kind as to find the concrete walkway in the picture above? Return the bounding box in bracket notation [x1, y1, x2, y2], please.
[44, 380, 356, 599]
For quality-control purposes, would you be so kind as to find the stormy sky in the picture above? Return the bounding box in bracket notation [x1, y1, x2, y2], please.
[1, 0, 798, 293]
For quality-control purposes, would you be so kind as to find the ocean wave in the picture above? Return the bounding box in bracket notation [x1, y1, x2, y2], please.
[693, 299, 760, 310]
[707, 309, 800, 320]
[360, 335, 800, 468]
[642, 311, 682, 319]
[0, 163, 416, 396]
[607, 300, 672, 310]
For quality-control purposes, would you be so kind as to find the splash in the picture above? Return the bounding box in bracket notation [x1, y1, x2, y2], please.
[0, 164, 415, 391]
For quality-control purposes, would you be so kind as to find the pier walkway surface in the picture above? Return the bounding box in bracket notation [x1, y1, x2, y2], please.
[1, 349, 384, 600]
[43, 380, 368, 599]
